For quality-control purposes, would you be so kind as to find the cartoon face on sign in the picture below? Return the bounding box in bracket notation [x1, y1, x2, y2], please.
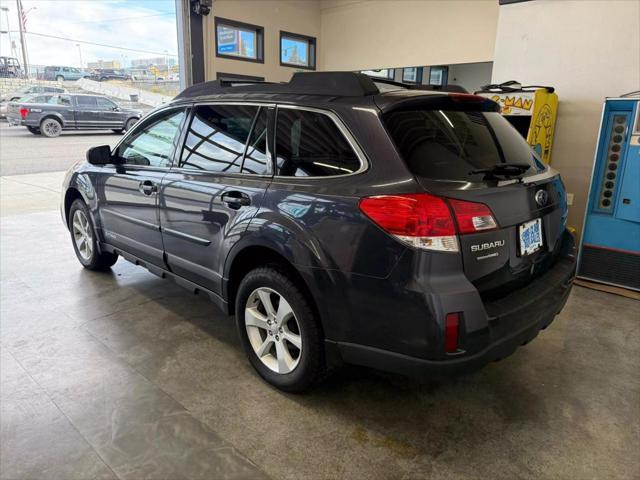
[532, 104, 554, 160]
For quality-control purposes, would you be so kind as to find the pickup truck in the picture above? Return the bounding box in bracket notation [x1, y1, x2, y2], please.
[6, 93, 142, 137]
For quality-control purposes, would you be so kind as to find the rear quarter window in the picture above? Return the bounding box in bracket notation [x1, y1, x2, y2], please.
[383, 109, 544, 182]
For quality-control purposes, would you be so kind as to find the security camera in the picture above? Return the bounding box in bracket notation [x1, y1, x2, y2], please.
[192, 0, 212, 16]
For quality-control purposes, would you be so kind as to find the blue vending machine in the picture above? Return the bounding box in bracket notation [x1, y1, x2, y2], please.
[577, 95, 640, 290]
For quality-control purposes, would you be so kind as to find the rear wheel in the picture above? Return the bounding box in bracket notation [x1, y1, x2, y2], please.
[26, 126, 40, 135]
[69, 199, 118, 271]
[112, 128, 124, 134]
[40, 118, 62, 137]
[124, 117, 138, 131]
[236, 267, 326, 392]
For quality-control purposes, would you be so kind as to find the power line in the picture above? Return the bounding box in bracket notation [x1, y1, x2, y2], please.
[65, 12, 173, 25]
[22, 31, 178, 56]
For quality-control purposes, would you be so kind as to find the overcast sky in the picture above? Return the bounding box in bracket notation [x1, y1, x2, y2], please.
[0, 0, 178, 68]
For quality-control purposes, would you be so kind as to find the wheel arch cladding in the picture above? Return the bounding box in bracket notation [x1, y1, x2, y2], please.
[41, 113, 64, 127]
[225, 245, 323, 332]
[63, 187, 83, 228]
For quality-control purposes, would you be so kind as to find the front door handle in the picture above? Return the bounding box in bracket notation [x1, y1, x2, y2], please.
[139, 180, 157, 195]
[221, 191, 251, 208]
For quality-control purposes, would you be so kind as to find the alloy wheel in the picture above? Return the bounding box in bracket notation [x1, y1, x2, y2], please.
[72, 210, 93, 261]
[42, 119, 60, 137]
[245, 287, 302, 374]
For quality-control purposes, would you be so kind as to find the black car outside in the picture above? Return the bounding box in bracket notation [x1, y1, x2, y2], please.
[61, 72, 576, 392]
[90, 69, 131, 82]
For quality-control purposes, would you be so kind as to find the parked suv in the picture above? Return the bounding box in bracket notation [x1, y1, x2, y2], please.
[61, 72, 576, 392]
[43, 66, 91, 82]
[0, 56, 24, 77]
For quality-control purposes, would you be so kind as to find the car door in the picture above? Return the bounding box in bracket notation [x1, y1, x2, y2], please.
[73, 95, 100, 128]
[96, 96, 124, 129]
[159, 103, 273, 295]
[97, 107, 188, 267]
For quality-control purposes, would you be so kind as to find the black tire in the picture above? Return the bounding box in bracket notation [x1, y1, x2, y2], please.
[112, 129, 124, 134]
[235, 266, 326, 392]
[40, 117, 62, 137]
[68, 199, 118, 271]
[26, 126, 40, 135]
[124, 117, 138, 131]
[56, 75, 64, 82]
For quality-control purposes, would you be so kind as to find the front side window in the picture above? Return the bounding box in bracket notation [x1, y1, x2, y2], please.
[215, 17, 264, 62]
[117, 109, 186, 168]
[96, 97, 116, 109]
[275, 108, 361, 177]
[280, 32, 316, 70]
[179, 104, 258, 174]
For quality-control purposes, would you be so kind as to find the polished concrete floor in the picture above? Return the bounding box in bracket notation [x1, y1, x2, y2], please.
[1, 173, 639, 480]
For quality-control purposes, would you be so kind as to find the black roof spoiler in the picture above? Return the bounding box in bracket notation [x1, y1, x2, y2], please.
[175, 72, 379, 99]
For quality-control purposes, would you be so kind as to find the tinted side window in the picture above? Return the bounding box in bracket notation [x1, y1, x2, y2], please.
[242, 108, 269, 175]
[275, 109, 360, 177]
[180, 104, 258, 173]
[117, 109, 186, 168]
[76, 96, 97, 108]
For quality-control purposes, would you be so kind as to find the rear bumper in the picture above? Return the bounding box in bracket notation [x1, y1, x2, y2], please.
[335, 230, 577, 377]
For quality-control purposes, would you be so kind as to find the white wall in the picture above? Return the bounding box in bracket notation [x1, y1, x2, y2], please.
[492, 0, 640, 235]
[447, 62, 493, 93]
[319, 0, 498, 71]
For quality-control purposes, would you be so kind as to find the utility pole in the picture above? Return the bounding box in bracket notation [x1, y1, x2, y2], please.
[76, 44, 83, 69]
[16, 0, 29, 77]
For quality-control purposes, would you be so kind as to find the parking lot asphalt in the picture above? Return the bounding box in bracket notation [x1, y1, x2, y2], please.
[0, 121, 121, 176]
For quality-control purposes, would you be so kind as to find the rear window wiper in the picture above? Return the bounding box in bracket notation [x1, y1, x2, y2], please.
[470, 163, 531, 177]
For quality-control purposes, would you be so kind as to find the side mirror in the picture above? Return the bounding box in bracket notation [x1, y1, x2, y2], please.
[112, 105, 120, 111]
[86, 145, 113, 165]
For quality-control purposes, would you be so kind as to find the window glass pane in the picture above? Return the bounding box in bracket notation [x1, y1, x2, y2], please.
[361, 69, 393, 79]
[383, 110, 543, 183]
[96, 97, 116, 109]
[217, 24, 257, 59]
[281, 36, 309, 67]
[242, 108, 269, 175]
[76, 96, 97, 107]
[118, 109, 185, 168]
[275, 109, 360, 177]
[180, 104, 258, 173]
[403, 67, 418, 83]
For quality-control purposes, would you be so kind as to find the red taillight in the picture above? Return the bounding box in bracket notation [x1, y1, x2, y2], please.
[359, 193, 498, 251]
[359, 193, 455, 237]
[444, 312, 460, 353]
[19, 108, 28, 119]
[448, 198, 497, 234]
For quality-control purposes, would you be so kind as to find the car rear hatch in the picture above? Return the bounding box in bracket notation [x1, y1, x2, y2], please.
[378, 93, 569, 300]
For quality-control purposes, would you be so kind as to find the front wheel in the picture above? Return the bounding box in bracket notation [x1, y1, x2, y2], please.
[69, 199, 118, 271]
[55, 75, 64, 82]
[236, 267, 326, 392]
[40, 118, 62, 137]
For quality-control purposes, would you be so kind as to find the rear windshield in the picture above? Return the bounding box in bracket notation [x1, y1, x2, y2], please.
[383, 109, 545, 182]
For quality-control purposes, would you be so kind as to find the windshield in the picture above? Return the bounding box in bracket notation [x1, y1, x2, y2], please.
[383, 109, 545, 182]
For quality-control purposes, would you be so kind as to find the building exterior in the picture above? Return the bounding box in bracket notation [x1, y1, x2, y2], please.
[87, 60, 121, 69]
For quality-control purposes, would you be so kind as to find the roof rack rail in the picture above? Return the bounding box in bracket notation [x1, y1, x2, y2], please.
[369, 77, 469, 93]
[175, 71, 379, 99]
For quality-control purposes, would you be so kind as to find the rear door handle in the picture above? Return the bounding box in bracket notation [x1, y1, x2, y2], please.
[221, 191, 251, 208]
[139, 180, 157, 195]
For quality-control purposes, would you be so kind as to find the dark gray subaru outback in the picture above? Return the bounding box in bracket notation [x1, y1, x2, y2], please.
[61, 72, 576, 392]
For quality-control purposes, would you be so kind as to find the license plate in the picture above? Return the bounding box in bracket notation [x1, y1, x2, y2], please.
[519, 218, 543, 256]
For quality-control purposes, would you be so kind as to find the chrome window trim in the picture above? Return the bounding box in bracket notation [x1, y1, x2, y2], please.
[272, 104, 370, 181]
